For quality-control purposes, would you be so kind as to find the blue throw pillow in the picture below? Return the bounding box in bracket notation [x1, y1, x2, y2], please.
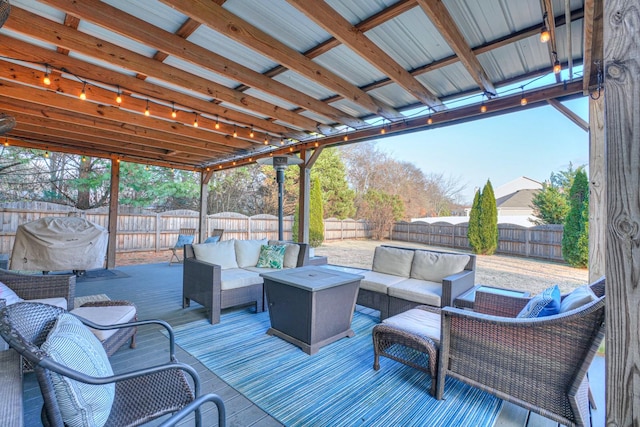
[204, 235, 220, 244]
[174, 234, 194, 248]
[517, 285, 561, 318]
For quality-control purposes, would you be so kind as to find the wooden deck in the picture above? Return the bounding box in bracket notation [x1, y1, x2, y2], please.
[22, 263, 605, 426]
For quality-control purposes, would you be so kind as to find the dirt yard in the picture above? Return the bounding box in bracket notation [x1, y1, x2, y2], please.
[116, 238, 590, 295]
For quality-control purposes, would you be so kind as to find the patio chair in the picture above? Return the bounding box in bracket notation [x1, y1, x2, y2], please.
[169, 227, 196, 265]
[436, 277, 606, 427]
[204, 228, 224, 244]
[0, 301, 226, 427]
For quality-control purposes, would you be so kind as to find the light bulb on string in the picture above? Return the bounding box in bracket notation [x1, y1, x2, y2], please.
[233, 126, 237, 138]
[552, 52, 561, 74]
[79, 82, 87, 100]
[540, 13, 550, 43]
[115, 86, 122, 104]
[144, 100, 150, 116]
[520, 88, 528, 106]
[43, 66, 51, 86]
[215, 116, 220, 130]
[249, 127, 254, 138]
[44, 151, 49, 158]
[171, 102, 177, 119]
[193, 113, 199, 128]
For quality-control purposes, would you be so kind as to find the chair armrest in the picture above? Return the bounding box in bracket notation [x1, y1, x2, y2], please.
[158, 393, 226, 427]
[0, 269, 76, 310]
[474, 291, 530, 317]
[441, 270, 475, 307]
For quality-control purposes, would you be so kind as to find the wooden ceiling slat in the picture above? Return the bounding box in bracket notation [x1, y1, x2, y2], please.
[39, 0, 367, 129]
[6, 6, 320, 132]
[415, 0, 496, 96]
[158, 0, 406, 121]
[287, 0, 444, 110]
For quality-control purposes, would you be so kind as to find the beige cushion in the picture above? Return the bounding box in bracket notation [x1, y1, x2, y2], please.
[560, 285, 598, 313]
[235, 239, 268, 268]
[268, 240, 301, 268]
[388, 278, 442, 307]
[28, 297, 68, 310]
[372, 247, 414, 277]
[220, 268, 263, 290]
[71, 305, 137, 341]
[410, 251, 470, 282]
[359, 270, 406, 293]
[193, 239, 238, 269]
[382, 308, 441, 343]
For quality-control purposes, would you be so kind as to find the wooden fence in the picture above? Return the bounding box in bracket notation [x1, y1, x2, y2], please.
[0, 203, 370, 255]
[391, 221, 565, 262]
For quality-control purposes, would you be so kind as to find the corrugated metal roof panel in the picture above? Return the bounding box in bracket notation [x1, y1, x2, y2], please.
[144, 76, 215, 102]
[186, 26, 278, 74]
[101, 0, 187, 33]
[223, 0, 330, 52]
[162, 56, 240, 88]
[0, 29, 58, 52]
[77, 21, 157, 58]
[416, 63, 477, 99]
[10, 0, 65, 23]
[368, 83, 417, 109]
[242, 88, 299, 111]
[365, 6, 453, 68]
[314, 45, 387, 87]
[67, 50, 138, 77]
[325, 0, 400, 24]
[328, 98, 372, 118]
[273, 71, 336, 100]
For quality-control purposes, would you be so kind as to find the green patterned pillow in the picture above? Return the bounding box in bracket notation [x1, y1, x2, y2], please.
[256, 245, 286, 269]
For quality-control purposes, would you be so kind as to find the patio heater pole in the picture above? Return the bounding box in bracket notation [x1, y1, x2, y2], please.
[257, 155, 303, 240]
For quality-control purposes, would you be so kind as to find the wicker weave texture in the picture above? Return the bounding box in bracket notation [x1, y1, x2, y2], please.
[0, 269, 76, 309]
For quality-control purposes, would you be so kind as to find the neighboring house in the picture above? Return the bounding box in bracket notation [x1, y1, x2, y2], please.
[413, 177, 543, 228]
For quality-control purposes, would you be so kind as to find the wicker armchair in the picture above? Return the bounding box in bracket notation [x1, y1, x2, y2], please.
[0, 302, 226, 427]
[0, 268, 76, 309]
[436, 277, 605, 427]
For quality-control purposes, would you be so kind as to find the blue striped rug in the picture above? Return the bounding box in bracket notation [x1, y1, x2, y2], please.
[172, 308, 503, 426]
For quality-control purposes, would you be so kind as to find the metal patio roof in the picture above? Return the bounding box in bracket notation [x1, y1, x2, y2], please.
[0, 0, 602, 171]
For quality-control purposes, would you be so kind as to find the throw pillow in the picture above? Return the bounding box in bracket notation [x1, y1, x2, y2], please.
[0, 281, 24, 305]
[372, 247, 414, 277]
[256, 245, 286, 269]
[410, 251, 470, 282]
[235, 239, 269, 268]
[204, 235, 220, 244]
[40, 313, 115, 427]
[192, 239, 238, 269]
[174, 234, 194, 248]
[268, 240, 301, 268]
[517, 285, 561, 318]
[560, 285, 598, 313]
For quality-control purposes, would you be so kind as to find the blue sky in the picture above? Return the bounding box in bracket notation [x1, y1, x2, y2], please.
[376, 96, 589, 204]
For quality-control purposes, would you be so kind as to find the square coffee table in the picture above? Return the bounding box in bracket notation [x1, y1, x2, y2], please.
[454, 284, 530, 309]
[260, 266, 363, 355]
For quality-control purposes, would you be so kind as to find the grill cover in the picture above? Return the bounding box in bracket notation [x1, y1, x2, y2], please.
[10, 216, 108, 271]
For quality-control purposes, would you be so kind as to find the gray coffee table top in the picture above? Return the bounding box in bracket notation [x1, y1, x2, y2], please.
[260, 266, 363, 291]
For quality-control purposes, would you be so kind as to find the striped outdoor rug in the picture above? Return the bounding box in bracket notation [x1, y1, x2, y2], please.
[172, 308, 503, 427]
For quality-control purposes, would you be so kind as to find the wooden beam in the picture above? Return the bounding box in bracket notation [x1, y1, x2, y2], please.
[415, 0, 496, 96]
[582, 0, 604, 94]
[106, 156, 119, 269]
[6, 7, 320, 132]
[604, 0, 640, 424]
[287, 0, 443, 110]
[158, 0, 405, 121]
[547, 99, 589, 131]
[0, 35, 297, 138]
[40, 0, 366, 129]
[588, 93, 605, 282]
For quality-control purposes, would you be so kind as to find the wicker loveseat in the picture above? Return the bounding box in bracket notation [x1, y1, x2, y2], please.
[183, 239, 309, 324]
[357, 246, 475, 319]
[436, 277, 606, 427]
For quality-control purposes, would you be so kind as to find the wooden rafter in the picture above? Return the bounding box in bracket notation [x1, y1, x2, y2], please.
[415, 0, 496, 97]
[582, 0, 603, 94]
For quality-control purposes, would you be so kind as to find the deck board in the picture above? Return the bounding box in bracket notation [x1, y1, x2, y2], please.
[20, 263, 604, 426]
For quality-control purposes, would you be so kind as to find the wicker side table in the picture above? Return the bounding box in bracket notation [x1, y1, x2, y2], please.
[372, 306, 441, 396]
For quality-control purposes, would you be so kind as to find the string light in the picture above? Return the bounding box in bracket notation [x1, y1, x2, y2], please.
[215, 116, 220, 130]
[264, 137, 269, 145]
[540, 12, 550, 43]
[380, 120, 386, 134]
[232, 126, 237, 138]
[480, 94, 487, 113]
[249, 127, 254, 138]
[43, 66, 51, 86]
[427, 115, 433, 125]
[44, 151, 49, 158]
[144, 100, 150, 116]
[79, 82, 86, 100]
[280, 136, 284, 145]
[115, 86, 122, 104]
[81, 155, 87, 162]
[3, 138, 8, 147]
[193, 113, 198, 127]
[171, 102, 177, 119]
[552, 51, 561, 74]
[520, 88, 528, 106]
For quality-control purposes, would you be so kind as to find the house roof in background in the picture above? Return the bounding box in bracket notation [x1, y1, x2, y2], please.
[0, 0, 602, 171]
[496, 188, 540, 209]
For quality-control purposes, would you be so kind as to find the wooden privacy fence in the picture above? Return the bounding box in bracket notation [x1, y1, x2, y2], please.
[0, 203, 370, 255]
[391, 221, 565, 262]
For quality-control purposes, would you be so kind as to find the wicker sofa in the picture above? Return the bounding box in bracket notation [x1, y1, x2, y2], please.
[357, 246, 475, 319]
[183, 239, 309, 324]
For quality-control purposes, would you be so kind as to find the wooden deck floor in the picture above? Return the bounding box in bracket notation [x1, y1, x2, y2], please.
[22, 263, 605, 426]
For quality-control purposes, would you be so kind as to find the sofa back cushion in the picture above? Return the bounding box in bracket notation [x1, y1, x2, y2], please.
[193, 239, 238, 269]
[235, 239, 268, 268]
[410, 250, 470, 282]
[372, 246, 414, 277]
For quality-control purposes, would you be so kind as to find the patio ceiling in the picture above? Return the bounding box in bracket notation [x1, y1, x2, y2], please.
[0, 0, 602, 172]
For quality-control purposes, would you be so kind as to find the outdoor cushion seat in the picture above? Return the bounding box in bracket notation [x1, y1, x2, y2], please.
[359, 270, 407, 293]
[387, 278, 442, 307]
[71, 304, 137, 342]
[220, 268, 264, 291]
[27, 296, 68, 309]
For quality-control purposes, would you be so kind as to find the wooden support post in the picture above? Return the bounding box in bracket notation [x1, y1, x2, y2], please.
[298, 150, 311, 244]
[604, 1, 640, 424]
[105, 156, 119, 269]
[199, 172, 210, 244]
[589, 92, 605, 282]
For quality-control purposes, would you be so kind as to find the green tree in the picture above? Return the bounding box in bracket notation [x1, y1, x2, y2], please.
[311, 147, 356, 219]
[531, 182, 570, 225]
[467, 189, 482, 253]
[562, 169, 589, 267]
[309, 176, 324, 247]
[358, 189, 404, 240]
[479, 180, 498, 255]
